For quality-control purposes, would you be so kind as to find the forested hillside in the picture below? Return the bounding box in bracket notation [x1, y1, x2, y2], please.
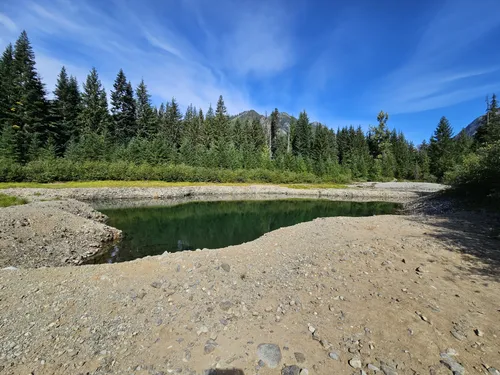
[0, 31, 499, 201]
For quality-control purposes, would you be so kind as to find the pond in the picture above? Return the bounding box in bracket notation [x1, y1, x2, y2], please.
[97, 199, 401, 263]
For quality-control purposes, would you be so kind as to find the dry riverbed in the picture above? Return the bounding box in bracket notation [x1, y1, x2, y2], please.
[1, 183, 499, 375]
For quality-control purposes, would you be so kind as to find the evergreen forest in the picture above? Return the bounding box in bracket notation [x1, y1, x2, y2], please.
[1, 32, 499, 203]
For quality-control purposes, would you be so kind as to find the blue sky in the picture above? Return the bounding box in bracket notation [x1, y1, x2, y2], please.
[0, 0, 499, 143]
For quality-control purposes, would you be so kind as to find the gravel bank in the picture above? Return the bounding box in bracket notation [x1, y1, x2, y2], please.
[0, 199, 121, 268]
[3, 184, 424, 203]
[0, 214, 498, 375]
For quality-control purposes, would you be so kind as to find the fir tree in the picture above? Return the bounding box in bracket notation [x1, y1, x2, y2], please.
[292, 111, 312, 158]
[270, 108, 279, 158]
[213, 95, 229, 146]
[79, 67, 109, 133]
[429, 116, 454, 180]
[475, 94, 499, 145]
[111, 69, 136, 142]
[164, 98, 183, 148]
[135, 79, 156, 138]
[0, 44, 15, 131]
[51, 67, 81, 154]
[11, 31, 48, 161]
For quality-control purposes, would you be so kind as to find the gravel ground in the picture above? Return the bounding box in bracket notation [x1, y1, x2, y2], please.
[2, 183, 498, 375]
[0, 199, 121, 268]
[352, 182, 446, 193]
[0, 213, 499, 375]
[3, 184, 425, 203]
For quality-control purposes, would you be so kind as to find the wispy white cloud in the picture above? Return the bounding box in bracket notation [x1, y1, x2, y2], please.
[0, 0, 283, 114]
[0, 12, 17, 33]
[369, 0, 500, 114]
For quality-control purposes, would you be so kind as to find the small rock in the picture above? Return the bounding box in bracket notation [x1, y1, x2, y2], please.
[328, 352, 340, 361]
[308, 325, 316, 333]
[204, 340, 217, 355]
[474, 328, 484, 337]
[451, 330, 466, 341]
[300, 369, 309, 375]
[368, 364, 380, 372]
[416, 266, 425, 273]
[265, 306, 273, 312]
[349, 358, 362, 369]
[221, 263, 230, 272]
[380, 362, 398, 375]
[415, 311, 431, 324]
[282, 365, 300, 375]
[1, 266, 18, 271]
[197, 326, 209, 336]
[150, 281, 161, 289]
[257, 343, 282, 369]
[445, 348, 458, 356]
[440, 353, 464, 375]
[487, 367, 500, 375]
[210, 332, 218, 341]
[294, 352, 306, 363]
[219, 300, 232, 311]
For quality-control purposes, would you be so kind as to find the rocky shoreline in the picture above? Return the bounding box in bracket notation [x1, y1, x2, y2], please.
[2, 183, 498, 375]
[3, 185, 424, 203]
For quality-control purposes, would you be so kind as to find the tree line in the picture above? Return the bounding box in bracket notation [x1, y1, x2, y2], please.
[0, 31, 499, 200]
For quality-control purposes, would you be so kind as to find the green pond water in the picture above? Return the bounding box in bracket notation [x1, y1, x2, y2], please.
[98, 199, 400, 263]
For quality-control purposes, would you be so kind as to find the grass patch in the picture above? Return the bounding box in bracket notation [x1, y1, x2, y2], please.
[0, 193, 28, 207]
[0, 181, 348, 189]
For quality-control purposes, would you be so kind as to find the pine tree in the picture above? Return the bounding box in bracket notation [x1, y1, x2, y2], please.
[475, 94, 499, 146]
[164, 98, 183, 148]
[79, 67, 109, 133]
[270, 108, 279, 158]
[454, 129, 473, 163]
[135, 79, 156, 138]
[213, 95, 229, 146]
[429, 116, 454, 180]
[11, 31, 48, 162]
[0, 44, 15, 133]
[292, 111, 312, 158]
[51, 67, 81, 154]
[111, 69, 136, 142]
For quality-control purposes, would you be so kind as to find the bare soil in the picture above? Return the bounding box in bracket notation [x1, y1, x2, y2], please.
[1, 208, 499, 374]
[1, 183, 498, 375]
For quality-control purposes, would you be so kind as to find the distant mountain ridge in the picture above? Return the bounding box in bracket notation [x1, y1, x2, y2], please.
[231, 108, 498, 140]
[461, 109, 500, 137]
[230, 110, 296, 135]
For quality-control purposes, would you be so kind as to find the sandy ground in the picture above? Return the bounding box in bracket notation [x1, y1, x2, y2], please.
[1, 206, 499, 375]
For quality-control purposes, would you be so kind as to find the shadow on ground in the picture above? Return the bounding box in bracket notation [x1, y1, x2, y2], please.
[409, 210, 500, 281]
[204, 370, 244, 375]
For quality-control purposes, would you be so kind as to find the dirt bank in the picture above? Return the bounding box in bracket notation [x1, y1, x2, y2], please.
[0, 199, 121, 268]
[1, 212, 499, 375]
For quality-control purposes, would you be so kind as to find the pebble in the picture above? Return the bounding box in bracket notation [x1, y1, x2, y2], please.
[368, 364, 380, 372]
[257, 343, 282, 369]
[328, 352, 340, 361]
[474, 328, 484, 337]
[282, 365, 300, 375]
[204, 340, 217, 355]
[265, 306, 273, 312]
[380, 362, 398, 375]
[300, 369, 309, 375]
[308, 325, 316, 333]
[150, 281, 161, 289]
[197, 326, 208, 336]
[440, 353, 464, 375]
[487, 367, 500, 375]
[219, 300, 232, 311]
[349, 358, 362, 368]
[1, 266, 18, 271]
[451, 330, 466, 341]
[221, 263, 230, 272]
[294, 352, 306, 363]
